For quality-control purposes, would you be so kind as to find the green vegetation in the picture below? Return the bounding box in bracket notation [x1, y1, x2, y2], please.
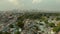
[48, 23, 55, 27]
[3, 31, 11, 34]
[9, 24, 14, 28]
[16, 16, 24, 28]
[53, 22, 60, 32]
[15, 31, 20, 34]
[53, 26, 60, 32]
[1, 12, 60, 34]
[0, 31, 3, 34]
[56, 17, 60, 21]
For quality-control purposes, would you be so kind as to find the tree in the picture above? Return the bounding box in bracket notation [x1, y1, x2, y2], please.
[56, 17, 60, 21]
[53, 22, 60, 34]
[16, 16, 24, 29]
[0, 31, 2, 34]
[3, 31, 11, 34]
[15, 31, 20, 34]
[9, 24, 14, 28]
[57, 22, 60, 26]
[48, 23, 55, 27]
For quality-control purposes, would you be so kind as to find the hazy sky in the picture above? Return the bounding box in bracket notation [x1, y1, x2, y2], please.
[0, 0, 60, 11]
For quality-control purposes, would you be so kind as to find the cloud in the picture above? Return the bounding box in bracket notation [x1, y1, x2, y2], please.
[56, 0, 60, 3]
[0, 0, 24, 10]
[32, 0, 42, 4]
[8, 0, 19, 5]
[7, 0, 24, 9]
